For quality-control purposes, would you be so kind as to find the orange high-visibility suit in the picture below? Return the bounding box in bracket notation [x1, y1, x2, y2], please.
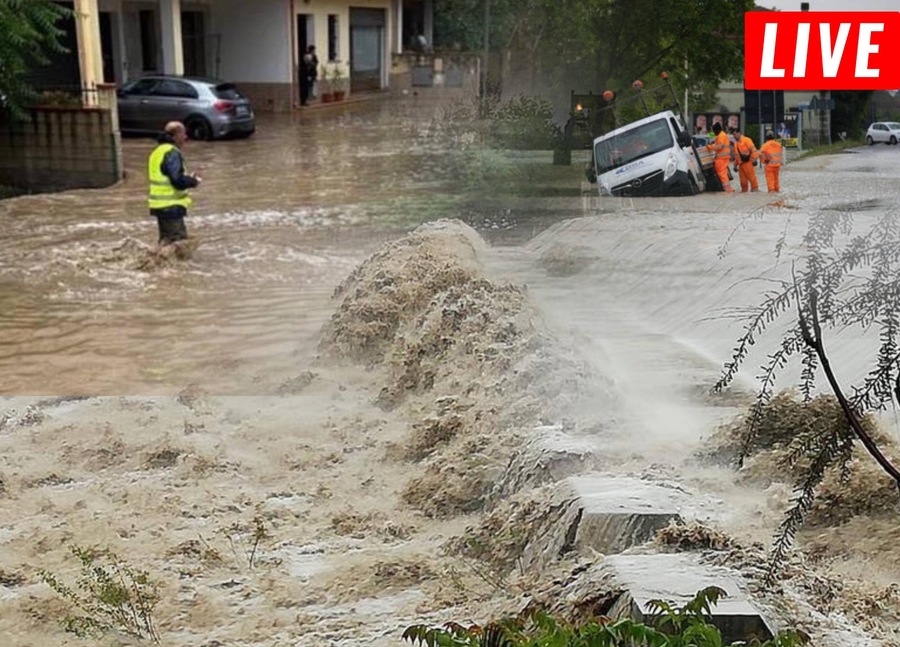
[707, 131, 734, 192]
[732, 135, 759, 192]
[759, 139, 783, 192]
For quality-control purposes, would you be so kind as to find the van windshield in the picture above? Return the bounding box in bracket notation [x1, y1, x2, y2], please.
[594, 118, 674, 174]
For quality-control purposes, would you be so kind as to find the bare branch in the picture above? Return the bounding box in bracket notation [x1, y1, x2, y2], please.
[802, 292, 900, 494]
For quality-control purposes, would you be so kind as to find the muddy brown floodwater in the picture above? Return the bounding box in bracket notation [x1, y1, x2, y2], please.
[2, 95, 900, 647]
[0, 97, 467, 396]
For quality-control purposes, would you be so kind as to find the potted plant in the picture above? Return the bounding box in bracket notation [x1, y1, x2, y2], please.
[331, 63, 349, 101]
[318, 64, 335, 103]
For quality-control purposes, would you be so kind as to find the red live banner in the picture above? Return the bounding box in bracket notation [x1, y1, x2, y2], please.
[744, 11, 900, 90]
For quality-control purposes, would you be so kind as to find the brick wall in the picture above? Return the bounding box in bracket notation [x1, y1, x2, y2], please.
[0, 106, 123, 192]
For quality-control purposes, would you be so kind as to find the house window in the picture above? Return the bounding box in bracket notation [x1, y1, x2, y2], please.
[139, 10, 157, 71]
[328, 14, 339, 62]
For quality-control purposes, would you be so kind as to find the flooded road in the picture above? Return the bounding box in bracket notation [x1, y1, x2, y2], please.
[3, 109, 899, 399]
[0, 97, 480, 395]
[3, 96, 900, 646]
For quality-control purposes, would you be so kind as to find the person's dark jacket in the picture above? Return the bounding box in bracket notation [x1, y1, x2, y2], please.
[302, 53, 319, 81]
[150, 132, 199, 218]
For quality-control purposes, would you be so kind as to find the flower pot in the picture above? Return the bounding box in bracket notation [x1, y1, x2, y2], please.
[321, 93, 335, 103]
[333, 91, 346, 101]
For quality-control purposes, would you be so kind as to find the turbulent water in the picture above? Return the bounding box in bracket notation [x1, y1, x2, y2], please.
[0, 99, 474, 395]
[3, 97, 900, 646]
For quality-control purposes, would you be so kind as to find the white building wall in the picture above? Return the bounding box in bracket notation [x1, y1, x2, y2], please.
[296, 0, 394, 88]
[211, 0, 291, 83]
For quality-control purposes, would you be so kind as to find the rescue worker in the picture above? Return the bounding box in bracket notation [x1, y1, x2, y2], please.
[706, 122, 734, 193]
[731, 127, 759, 193]
[148, 121, 201, 246]
[759, 130, 783, 193]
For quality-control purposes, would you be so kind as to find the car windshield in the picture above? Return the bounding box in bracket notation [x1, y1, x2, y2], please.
[594, 118, 674, 175]
[887, 123, 900, 131]
[213, 84, 244, 100]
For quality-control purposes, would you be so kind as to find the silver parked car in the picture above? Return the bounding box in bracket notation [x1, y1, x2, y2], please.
[117, 75, 255, 140]
[865, 121, 900, 145]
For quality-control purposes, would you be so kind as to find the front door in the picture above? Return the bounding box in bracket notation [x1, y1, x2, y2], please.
[349, 8, 384, 92]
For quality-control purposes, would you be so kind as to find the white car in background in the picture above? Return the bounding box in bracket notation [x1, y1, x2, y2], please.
[865, 121, 900, 145]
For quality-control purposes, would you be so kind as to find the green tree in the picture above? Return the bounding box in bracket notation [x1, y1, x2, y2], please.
[0, 0, 71, 119]
[433, 0, 521, 52]
[433, 0, 752, 101]
[830, 90, 874, 140]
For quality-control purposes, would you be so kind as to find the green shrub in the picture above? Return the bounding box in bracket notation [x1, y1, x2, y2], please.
[38, 544, 161, 643]
[489, 95, 560, 150]
[403, 587, 806, 646]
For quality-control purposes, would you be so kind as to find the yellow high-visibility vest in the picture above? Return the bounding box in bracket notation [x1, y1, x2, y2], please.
[148, 143, 192, 210]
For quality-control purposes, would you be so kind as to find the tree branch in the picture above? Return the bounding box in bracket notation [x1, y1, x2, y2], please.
[800, 289, 900, 495]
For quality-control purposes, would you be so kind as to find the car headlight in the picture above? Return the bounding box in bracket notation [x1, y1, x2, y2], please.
[663, 152, 678, 181]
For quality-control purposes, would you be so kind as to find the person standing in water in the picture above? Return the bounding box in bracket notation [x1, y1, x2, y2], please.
[148, 121, 201, 247]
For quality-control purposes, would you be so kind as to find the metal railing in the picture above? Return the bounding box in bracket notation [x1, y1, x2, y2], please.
[28, 84, 103, 109]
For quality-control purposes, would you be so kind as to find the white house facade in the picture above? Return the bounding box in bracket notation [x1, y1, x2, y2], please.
[70, 0, 434, 110]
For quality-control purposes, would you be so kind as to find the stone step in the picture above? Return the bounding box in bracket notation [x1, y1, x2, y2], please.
[567, 474, 696, 555]
[605, 553, 774, 643]
[521, 473, 712, 569]
[494, 425, 601, 499]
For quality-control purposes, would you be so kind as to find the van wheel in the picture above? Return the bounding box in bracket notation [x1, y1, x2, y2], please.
[186, 118, 212, 141]
[688, 175, 700, 195]
[891, 136, 898, 145]
[867, 135, 874, 145]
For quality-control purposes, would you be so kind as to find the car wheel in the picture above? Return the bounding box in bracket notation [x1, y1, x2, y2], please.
[891, 136, 898, 145]
[867, 135, 874, 145]
[186, 118, 212, 141]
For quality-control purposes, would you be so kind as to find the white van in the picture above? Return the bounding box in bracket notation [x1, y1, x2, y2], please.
[589, 110, 709, 197]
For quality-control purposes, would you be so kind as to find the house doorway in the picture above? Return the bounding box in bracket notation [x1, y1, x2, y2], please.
[295, 13, 314, 101]
[99, 12, 115, 83]
[296, 14, 314, 67]
[24, 0, 80, 89]
[182, 11, 207, 77]
[402, 0, 425, 51]
[349, 8, 385, 92]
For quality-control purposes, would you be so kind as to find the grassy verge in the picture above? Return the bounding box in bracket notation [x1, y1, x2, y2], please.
[791, 137, 865, 161]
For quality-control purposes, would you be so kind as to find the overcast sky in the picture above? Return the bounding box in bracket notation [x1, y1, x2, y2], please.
[761, 0, 900, 10]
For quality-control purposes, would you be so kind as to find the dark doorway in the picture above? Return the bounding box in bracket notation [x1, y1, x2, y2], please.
[349, 8, 385, 93]
[296, 14, 312, 62]
[25, 1, 81, 90]
[99, 12, 115, 83]
[182, 11, 206, 77]
[402, 0, 425, 51]
[296, 13, 312, 100]
[139, 10, 158, 72]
